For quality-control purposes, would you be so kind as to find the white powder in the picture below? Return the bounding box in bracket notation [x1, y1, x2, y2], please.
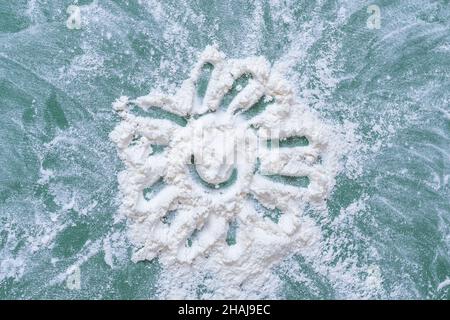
[110, 46, 350, 299]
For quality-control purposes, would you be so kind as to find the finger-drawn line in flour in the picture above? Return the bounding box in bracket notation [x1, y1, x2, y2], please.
[110, 46, 345, 298]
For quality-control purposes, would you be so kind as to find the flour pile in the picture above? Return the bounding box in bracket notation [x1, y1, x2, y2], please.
[110, 46, 350, 298]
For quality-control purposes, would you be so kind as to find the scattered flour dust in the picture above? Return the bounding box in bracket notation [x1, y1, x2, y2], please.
[110, 46, 355, 299]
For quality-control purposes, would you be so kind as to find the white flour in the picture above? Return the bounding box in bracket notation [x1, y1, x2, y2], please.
[110, 46, 350, 299]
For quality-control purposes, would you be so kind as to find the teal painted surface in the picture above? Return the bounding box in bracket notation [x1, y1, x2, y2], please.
[0, 0, 449, 299]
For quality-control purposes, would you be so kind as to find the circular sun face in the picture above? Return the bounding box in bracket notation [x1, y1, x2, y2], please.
[110, 46, 342, 296]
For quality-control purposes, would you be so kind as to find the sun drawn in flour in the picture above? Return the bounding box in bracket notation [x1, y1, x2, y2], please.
[110, 46, 342, 295]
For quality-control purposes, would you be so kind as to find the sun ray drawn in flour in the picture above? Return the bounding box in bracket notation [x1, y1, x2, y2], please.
[110, 46, 344, 298]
